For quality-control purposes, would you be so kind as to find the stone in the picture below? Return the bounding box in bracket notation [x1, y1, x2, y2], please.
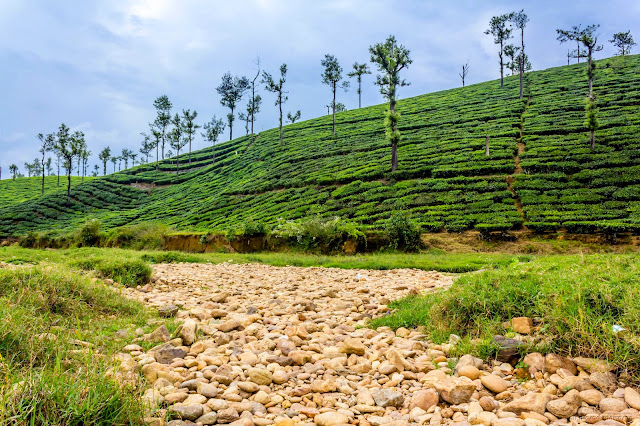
[599, 397, 627, 412]
[314, 411, 349, 426]
[481, 374, 509, 394]
[217, 407, 240, 424]
[272, 370, 288, 384]
[357, 389, 376, 406]
[372, 388, 404, 408]
[503, 393, 553, 415]
[512, 317, 534, 334]
[546, 389, 581, 418]
[277, 339, 296, 356]
[311, 380, 336, 393]
[479, 396, 498, 412]
[580, 389, 604, 406]
[523, 353, 545, 374]
[155, 345, 187, 364]
[625, 388, 640, 410]
[457, 354, 484, 369]
[572, 357, 615, 373]
[238, 381, 259, 393]
[253, 390, 270, 405]
[247, 368, 272, 385]
[340, 337, 366, 356]
[218, 319, 243, 333]
[147, 325, 171, 344]
[544, 354, 576, 375]
[458, 365, 481, 380]
[170, 405, 204, 421]
[590, 372, 617, 393]
[158, 304, 179, 318]
[492, 336, 523, 364]
[385, 349, 407, 372]
[289, 350, 311, 365]
[196, 412, 218, 425]
[435, 377, 476, 405]
[409, 389, 439, 411]
[196, 382, 218, 398]
[211, 292, 229, 303]
[179, 318, 198, 346]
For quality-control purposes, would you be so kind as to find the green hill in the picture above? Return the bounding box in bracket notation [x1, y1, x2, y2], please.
[0, 176, 93, 206]
[2, 54, 639, 238]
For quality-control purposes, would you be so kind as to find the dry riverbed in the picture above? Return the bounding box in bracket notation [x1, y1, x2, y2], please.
[112, 262, 640, 426]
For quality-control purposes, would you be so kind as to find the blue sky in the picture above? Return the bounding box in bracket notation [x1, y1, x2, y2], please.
[1, 0, 638, 178]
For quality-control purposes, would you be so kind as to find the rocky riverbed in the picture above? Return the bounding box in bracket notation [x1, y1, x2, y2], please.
[111, 262, 640, 426]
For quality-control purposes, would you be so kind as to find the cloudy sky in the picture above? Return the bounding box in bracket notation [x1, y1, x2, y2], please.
[1, 0, 638, 178]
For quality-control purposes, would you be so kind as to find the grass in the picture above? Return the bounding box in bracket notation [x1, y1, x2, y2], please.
[0, 246, 528, 273]
[3, 55, 640, 237]
[371, 253, 640, 380]
[0, 264, 156, 424]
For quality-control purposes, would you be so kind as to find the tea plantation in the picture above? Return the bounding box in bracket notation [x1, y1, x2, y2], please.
[1, 54, 639, 237]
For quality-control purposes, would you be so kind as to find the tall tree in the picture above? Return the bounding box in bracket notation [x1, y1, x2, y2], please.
[609, 31, 636, 56]
[262, 64, 288, 146]
[182, 109, 200, 165]
[504, 44, 520, 76]
[321, 55, 349, 137]
[169, 113, 187, 174]
[510, 10, 529, 99]
[139, 134, 154, 164]
[202, 116, 225, 163]
[45, 157, 53, 176]
[153, 95, 172, 160]
[369, 35, 412, 172]
[9, 164, 18, 180]
[151, 126, 162, 170]
[121, 148, 132, 170]
[287, 110, 301, 124]
[38, 133, 54, 195]
[110, 156, 117, 173]
[54, 124, 83, 204]
[81, 148, 91, 181]
[485, 14, 513, 88]
[238, 111, 250, 135]
[459, 62, 470, 87]
[347, 62, 371, 108]
[92, 164, 99, 177]
[216, 73, 250, 141]
[557, 24, 603, 150]
[98, 146, 111, 176]
[249, 58, 261, 143]
[130, 153, 138, 168]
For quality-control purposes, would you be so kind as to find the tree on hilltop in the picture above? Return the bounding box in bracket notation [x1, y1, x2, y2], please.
[321, 54, 349, 138]
[249, 57, 262, 144]
[169, 113, 187, 175]
[98, 146, 111, 176]
[202, 116, 225, 163]
[217, 73, 250, 141]
[38, 133, 55, 195]
[110, 156, 117, 174]
[347, 62, 371, 108]
[287, 110, 301, 124]
[610, 31, 636, 56]
[510, 9, 529, 99]
[504, 44, 520, 76]
[54, 124, 84, 204]
[557, 24, 603, 150]
[80, 148, 91, 181]
[121, 148, 133, 170]
[459, 62, 470, 87]
[262, 64, 288, 146]
[9, 164, 18, 180]
[182, 109, 200, 165]
[485, 14, 513, 88]
[139, 134, 154, 164]
[369, 35, 412, 172]
[153, 95, 172, 160]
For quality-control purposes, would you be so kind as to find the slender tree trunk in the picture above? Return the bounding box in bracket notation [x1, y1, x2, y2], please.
[103, 161, 106, 176]
[588, 48, 595, 150]
[229, 107, 234, 141]
[499, 39, 504, 88]
[212, 143, 216, 163]
[67, 164, 71, 204]
[57, 156, 60, 186]
[156, 141, 159, 171]
[41, 153, 45, 195]
[279, 94, 283, 146]
[485, 135, 490, 156]
[176, 150, 180, 175]
[332, 84, 337, 137]
[161, 131, 165, 160]
[462, 65, 465, 87]
[519, 29, 524, 99]
[358, 78, 362, 108]
[189, 136, 192, 165]
[390, 89, 398, 172]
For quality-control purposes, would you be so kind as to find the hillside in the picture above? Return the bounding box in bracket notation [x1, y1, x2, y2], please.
[1, 54, 639, 238]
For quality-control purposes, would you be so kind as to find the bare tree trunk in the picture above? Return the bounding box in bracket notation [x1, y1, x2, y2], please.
[41, 153, 45, 195]
[332, 85, 336, 137]
[390, 95, 398, 172]
[358, 78, 362, 108]
[188, 137, 192, 165]
[156, 141, 159, 171]
[229, 107, 234, 141]
[67, 165, 71, 204]
[176, 150, 180, 175]
[499, 40, 504, 88]
[279, 94, 283, 146]
[485, 135, 490, 156]
[519, 29, 524, 99]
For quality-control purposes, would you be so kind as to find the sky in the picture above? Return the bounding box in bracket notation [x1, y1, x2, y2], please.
[1, 0, 638, 178]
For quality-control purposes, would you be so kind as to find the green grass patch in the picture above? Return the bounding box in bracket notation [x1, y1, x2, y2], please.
[0, 265, 154, 424]
[371, 253, 640, 378]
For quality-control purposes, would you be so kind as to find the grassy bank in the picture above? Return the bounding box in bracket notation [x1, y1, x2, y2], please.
[372, 253, 640, 379]
[0, 245, 529, 273]
[0, 264, 156, 424]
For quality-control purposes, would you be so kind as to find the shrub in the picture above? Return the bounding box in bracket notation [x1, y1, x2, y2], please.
[272, 216, 364, 253]
[104, 223, 169, 250]
[73, 258, 152, 287]
[385, 212, 422, 251]
[77, 219, 102, 247]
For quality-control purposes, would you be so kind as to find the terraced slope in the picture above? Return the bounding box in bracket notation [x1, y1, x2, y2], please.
[0, 176, 92, 206]
[1, 54, 639, 237]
